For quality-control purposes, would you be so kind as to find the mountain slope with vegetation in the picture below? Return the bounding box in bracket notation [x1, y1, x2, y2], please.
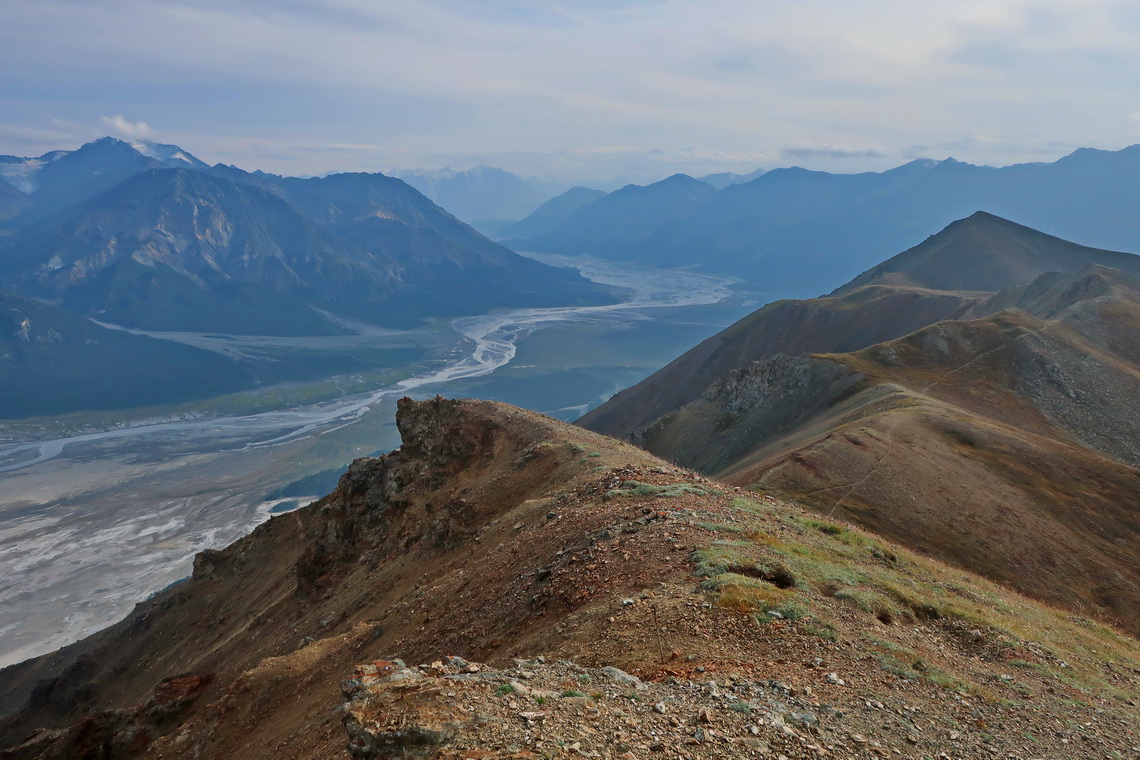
[0, 397, 1136, 759]
[581, 215, 1140, 635]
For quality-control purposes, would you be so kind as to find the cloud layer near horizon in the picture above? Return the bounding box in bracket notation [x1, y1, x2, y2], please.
[3, 0, 1140, 182]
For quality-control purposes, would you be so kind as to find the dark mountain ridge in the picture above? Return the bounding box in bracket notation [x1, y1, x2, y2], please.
[0, 168, 374, 334]
[24, 138, 168, 220]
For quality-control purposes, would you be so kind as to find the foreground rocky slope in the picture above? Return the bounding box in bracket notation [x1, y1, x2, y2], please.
[1, 398, 1137, 759]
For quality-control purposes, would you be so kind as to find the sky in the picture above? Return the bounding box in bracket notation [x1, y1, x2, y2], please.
[3, 0, 1140, 184]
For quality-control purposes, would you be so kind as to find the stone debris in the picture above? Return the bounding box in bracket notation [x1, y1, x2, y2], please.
[343, 657, 850, 759]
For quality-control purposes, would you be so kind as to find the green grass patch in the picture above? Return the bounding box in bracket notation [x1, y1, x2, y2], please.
[801, 621, 839, 642]
[606, 480, 716, 499]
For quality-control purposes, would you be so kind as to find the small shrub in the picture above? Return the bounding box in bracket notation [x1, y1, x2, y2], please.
[804, 518, 845, 536]
[729, 701, 752, 714]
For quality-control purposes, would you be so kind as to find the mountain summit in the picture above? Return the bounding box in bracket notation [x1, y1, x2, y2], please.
[836, 210, 1140, 293]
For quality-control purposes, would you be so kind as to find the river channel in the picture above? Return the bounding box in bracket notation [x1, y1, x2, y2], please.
[0, 255, 750, 666]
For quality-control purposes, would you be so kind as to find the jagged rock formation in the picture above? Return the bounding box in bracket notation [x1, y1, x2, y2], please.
[1, 397, 1137, 759]
[581, 214, 1140, 635]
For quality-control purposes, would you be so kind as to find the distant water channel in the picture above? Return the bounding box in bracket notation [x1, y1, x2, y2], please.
[0, 255, 747, 666]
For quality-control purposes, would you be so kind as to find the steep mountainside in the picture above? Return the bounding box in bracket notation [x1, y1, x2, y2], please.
[0, 178, 31, 222]
[0, 169, 370, 334]
[0, 289, 250, 417]
[0, 139, 212, 222]
[497, 186, 608, 240]
[509, 174, 715, 256]
[1, 398, 1136, 760]
[579, 282, 983, 440]
[277, 172, 610, 317]
[0, 165, 614, 334]
[516, 145, 1140, 296]
[581, 216, 1140, 635]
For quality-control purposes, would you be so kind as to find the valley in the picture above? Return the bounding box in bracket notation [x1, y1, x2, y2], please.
[0, 255, 747, 667]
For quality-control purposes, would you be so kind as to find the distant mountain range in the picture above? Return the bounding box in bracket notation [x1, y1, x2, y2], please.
[396, 165, 562, 225]
[512, 146, 1140, 297]
[393, 164, 768, 234]
[495, 186, 607, 240]
[581, 212, 1140, 633]
[0, 138, 614, 336]
[697, 167, 767, 190]
[0, 137, 616, 417]
[505, 174, 716, 255]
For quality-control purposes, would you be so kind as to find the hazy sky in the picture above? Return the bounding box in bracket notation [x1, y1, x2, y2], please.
[3, 0, 1140, 183]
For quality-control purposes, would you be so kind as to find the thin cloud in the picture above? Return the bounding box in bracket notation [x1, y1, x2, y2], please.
[100, 115, 153, 140]
[780, 144, 889, 160]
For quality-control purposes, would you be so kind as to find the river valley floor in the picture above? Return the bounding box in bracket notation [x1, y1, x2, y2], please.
[0, 255, 763, 666]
